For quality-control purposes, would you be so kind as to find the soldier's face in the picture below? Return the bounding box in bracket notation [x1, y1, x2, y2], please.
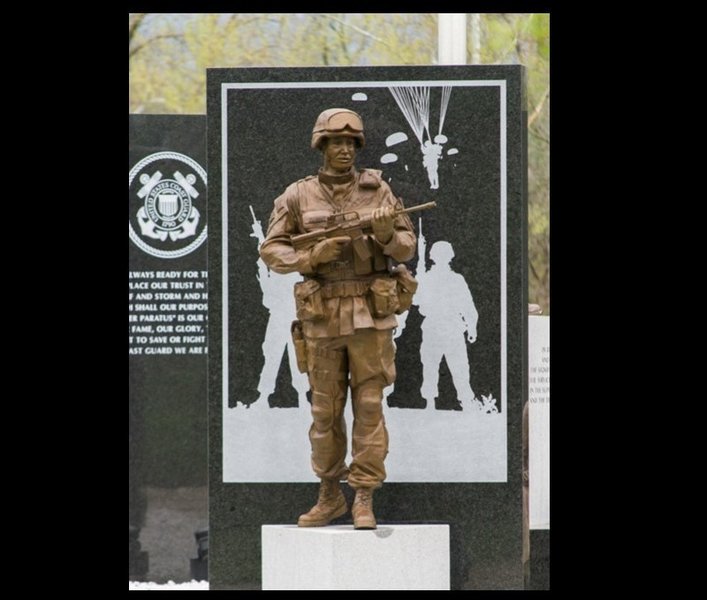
[323, 136, 356, 172]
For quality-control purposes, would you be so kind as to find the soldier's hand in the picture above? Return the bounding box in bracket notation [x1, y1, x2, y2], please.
[372, 206, 395, 244]
[310, 236, 349, 268]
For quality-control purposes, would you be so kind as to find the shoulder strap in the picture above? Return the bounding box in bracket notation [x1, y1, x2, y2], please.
[287, 181, 304, 233]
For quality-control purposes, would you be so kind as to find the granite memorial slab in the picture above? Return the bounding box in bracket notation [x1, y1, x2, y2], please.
[129, 114, 209, 583]
[207, 65, 528, 590]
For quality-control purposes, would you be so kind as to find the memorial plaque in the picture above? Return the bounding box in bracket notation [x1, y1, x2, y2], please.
[207, 66, 527, 590]
[529, 314, 550, 589]
[129, 114, 208, 583]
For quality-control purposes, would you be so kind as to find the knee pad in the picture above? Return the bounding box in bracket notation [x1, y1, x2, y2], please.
[310, 391, 334, 432]
[354, 384, 383, 426]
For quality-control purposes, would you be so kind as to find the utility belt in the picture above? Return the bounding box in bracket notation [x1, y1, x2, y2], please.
[291, 266, 418, 375]
[320, 278, 372, 299]
[293, 266, 418, 322]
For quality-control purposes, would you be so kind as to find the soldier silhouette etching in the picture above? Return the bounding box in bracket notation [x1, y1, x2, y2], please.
[249, 205, 310, 410]
[260, 108, 434, 529]
[416, 234, 479, 410]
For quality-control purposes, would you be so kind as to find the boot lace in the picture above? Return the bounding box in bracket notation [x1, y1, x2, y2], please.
[356, 491, 372, 507]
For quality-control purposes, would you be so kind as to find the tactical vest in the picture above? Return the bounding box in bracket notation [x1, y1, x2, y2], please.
[287, 169, 392, 282]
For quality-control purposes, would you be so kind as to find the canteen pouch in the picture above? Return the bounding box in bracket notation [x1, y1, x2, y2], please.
[294, 279, 325, 321]
[368, 277, 400, 318]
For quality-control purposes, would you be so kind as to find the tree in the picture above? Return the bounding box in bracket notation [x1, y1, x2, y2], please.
[467, 14, 549, 312]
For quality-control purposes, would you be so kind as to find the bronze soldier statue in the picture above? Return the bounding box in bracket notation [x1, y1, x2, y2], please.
[260, 108, 419, 530]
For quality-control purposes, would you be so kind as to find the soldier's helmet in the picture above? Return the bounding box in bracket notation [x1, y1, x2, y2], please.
[311, 108, 365, 150]
[430, 241, 455, 265]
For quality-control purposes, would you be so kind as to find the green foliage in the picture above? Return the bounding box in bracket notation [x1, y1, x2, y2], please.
[129, 13, 549, 313]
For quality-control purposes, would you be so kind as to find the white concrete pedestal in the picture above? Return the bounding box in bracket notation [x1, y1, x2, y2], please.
[262, 524, 450, 590]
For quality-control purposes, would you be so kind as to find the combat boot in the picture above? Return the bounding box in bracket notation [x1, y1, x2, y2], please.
[297, 479, 347, 527]
[352, 487, 376, 530]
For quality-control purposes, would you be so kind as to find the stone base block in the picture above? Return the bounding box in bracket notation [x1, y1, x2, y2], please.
[262, 524, 450, 590]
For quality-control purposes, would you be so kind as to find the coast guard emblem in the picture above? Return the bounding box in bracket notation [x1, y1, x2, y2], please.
[129, 151, 207, 259]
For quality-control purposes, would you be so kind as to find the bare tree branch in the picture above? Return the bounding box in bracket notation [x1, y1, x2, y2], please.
[314, 13, 391, 48]
[529, 257, 541, 284]
[528, 85, 549, 127]
[130, 33, 184, 58]
[335, 17, 351, 63]
[227, 14, 267, 28]
[529, 127, 549, 145]
[129, 13, 147, 44]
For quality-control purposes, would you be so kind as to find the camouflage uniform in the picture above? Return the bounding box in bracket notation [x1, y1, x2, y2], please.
[260, 166, 415, 489]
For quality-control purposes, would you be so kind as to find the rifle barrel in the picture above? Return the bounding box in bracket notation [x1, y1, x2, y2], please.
[399, 201, 436, 215]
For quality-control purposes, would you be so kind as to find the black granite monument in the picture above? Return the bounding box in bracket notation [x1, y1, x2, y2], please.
[129, 114, 209, 582]
[207, 66, 528, 590]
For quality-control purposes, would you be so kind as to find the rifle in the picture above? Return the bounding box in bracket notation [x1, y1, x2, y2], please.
[249, 205, 265, 245]
[417, 216, 427, 274]
[249, 205, 269, 284]
[290, 201, 436, 262]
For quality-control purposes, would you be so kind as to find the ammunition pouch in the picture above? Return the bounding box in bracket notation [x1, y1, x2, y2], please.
[368, 277, 400, 318]
[290, 320, 309, 374]
[293, 279, 324, 321]
[392, 264, 418, 314]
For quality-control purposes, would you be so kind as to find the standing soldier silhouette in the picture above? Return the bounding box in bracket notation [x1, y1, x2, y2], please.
[415, 235, 478, 410]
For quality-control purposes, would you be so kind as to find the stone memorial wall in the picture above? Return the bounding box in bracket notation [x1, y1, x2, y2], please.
[129, 114, 209, 583]
[206, 65, 528, 590]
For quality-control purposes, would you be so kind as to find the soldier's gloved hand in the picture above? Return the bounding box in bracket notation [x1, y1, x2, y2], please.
[310, 236, 350, 268]
[372, 206, 395, 244]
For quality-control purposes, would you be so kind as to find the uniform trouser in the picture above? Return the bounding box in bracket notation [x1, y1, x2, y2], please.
[305, 328, 395, 489]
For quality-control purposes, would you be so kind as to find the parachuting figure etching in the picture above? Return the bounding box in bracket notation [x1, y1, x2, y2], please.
[389, 86, 454, 190]
[260, 108, 435, 529]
